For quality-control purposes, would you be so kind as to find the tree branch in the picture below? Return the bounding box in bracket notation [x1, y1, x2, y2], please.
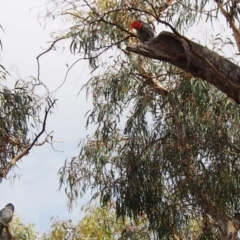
[0, 99, 57, 178]
[126, 31, 240, 103]
[36, 37, 66, 79]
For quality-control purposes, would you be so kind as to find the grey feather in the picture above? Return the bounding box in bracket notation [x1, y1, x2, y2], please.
[0, 204, 14, 236]
[136, 21, 154, 43]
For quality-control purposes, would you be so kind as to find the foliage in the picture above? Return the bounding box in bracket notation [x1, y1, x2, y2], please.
[0, 81, 42, 171]
[9, 216, 37, 240]
[0, 209, 149, 240]
[43, 0, 240, 239]
[41, 202, 150, 240]
[0, 215, 38, 240]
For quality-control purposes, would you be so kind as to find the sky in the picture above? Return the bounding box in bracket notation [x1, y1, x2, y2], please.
[0, 0, 93, 234]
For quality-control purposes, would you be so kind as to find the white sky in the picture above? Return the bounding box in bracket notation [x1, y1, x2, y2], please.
[0, 0, 93, 234]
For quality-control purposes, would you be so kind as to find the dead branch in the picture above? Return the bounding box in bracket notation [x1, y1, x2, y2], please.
[126, 31, 240, 103]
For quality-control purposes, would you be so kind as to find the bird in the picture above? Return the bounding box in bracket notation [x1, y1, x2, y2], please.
[129, 20, 154, 43]
[0, 203, 14, 236]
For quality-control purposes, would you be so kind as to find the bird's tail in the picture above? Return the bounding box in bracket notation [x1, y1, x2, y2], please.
[0, 225, 4, 236]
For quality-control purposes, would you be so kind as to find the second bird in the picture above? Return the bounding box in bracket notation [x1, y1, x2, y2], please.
[129, 20, 154, 43]
[0, 203, 14, 236]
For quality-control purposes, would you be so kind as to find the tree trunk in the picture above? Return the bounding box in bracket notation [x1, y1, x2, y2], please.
[126, 31, 240, 104]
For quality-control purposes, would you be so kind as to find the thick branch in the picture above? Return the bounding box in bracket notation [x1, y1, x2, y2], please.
[126, 31, 240, 103]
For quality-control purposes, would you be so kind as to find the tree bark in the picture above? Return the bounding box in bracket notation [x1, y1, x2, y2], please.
[126, 31, 240, 104]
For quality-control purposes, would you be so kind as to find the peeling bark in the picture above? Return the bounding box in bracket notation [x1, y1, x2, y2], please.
[126, 31, 240, 104]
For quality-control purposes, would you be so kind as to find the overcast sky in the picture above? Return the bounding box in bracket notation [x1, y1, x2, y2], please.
[0, 0, 93, 233]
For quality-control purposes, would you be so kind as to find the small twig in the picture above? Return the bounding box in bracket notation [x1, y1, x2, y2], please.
[27, 99, 56, 151]
[34, 131, 53, 146]
[36, 37, 66, 79]
[83, 0, 135, 37]
[51, 35, 131, 94]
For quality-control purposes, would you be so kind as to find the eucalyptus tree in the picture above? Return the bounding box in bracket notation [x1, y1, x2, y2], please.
[43, 0, 240, 239]
[0, 24, 56, 181]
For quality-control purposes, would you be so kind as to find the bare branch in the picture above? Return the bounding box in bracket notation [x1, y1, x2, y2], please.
[51, 35, 131, 93]
[36, 37, 66, 79]
[27, 99, 56, 151]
